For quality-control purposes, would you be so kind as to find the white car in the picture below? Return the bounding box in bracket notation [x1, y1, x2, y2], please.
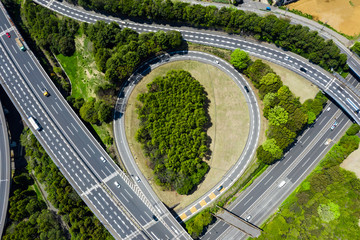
[135, 176, 141, 183]
[245, 215, 252, 221]
[326, 107, 331, 112]
[114, 181, 121, 188]
[278, 180, 286, 188]
[100, 156, 106, 163]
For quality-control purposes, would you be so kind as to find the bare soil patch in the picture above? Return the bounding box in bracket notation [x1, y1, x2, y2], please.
[341, 146, 360, 179]
[289, 0, 360, 36]
[253, 57, 319, 103]
[125, 61, 249, 211]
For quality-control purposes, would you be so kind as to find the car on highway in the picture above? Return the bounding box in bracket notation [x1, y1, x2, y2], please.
[215, 60, 219, 64]
[244, 86, 249, 93]
[278, 180, 286, 188]
[6, 32, 10, 38]
[100, 156, 106, 163]
[245, 215, 252, 221]
[114, 181, 121, 188]
[330, 121, 338, 130]
[300, 67, 307, 73]
[217, 185, 223, 191]
[42, 88, 49, 97]
[135, 176, 141, 182]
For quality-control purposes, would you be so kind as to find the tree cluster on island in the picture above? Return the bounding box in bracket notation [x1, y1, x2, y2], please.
[135, 70, 210, 195]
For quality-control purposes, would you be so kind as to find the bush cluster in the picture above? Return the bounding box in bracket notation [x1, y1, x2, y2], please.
[136, 70, 210, 195]
[232, 51, 328, 164]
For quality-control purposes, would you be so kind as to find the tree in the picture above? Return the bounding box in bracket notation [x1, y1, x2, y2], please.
[96, 100, 113, 123]
[79, 98, 98, 124]
[59, 36, 76, 56]
[259, 73, 283, 99]
[351, 42, 360, 56]
[257, 138, 283, 164]
[268, 106, 288, 126]
[230, 49, 251, 71]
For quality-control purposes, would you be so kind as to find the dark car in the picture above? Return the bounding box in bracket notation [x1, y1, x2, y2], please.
[152, 215, 158, 221]
[244, 86, 249, 93]
[217, 185, 223, 191]
[300, 67, 307, 73]
[6, 32, 10, 38]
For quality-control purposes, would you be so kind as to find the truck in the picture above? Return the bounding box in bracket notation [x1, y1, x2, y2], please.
[15, 38, 26, 51]
[28, 116, 42, 131]
[346, 98, 359, 113]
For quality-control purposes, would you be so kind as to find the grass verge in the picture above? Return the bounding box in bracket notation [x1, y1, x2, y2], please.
[125, 60, 249, 211]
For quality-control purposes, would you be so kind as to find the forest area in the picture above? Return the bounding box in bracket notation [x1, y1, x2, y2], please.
[136, 70, 210, 195]
[255, 124, 360, 239]
[65, 0, 348, 74]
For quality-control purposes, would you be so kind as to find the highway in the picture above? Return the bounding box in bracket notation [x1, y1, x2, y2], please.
[30, 0, 360, 236]
[0, 99, 10, 238]
[0, 3, 189, 240]
[3, 0, 360, 239]
[203, 103, 351, 239]
[113, 50, 261, 221]
[33, 0, 360, 126]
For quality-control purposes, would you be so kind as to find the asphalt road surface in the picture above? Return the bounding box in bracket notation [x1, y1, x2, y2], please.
[113, 50, 261, 222]
[0, 99, 10, 238]
[30, 0, 360, 238]
[33, 0, 360, 125]
[202, 103, 351, 239]
[0, 3, 189, 240]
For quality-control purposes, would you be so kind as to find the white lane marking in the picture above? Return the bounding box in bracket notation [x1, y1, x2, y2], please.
[50, 104, 58, 114]
[66, 125, 74, 135]
[243, 196, 253, 206]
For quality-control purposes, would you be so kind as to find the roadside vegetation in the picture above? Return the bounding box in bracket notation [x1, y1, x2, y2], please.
[7, 128, 113, 239]
[65, 0, 348, 74]
[231, 49, 328, 165]
[2, 169, 67, 239]
[254, 124, 360, 239]
[351, 42, 360, 57]
[135, 70, 210, 195]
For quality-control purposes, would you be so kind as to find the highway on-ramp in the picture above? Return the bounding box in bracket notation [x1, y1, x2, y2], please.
[0, 99, 10, 238]
[113, 50, 261, 221]
[0, 3, 190, 240]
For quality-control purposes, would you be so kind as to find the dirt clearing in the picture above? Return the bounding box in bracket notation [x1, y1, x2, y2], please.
[341, 146, 360, 179]
[125, 60, 249, 211]
[289, 0, 360, 36]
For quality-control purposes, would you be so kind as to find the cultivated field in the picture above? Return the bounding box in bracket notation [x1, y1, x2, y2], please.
[289, 0, 360, 36]
[125, 60, 249, 211]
